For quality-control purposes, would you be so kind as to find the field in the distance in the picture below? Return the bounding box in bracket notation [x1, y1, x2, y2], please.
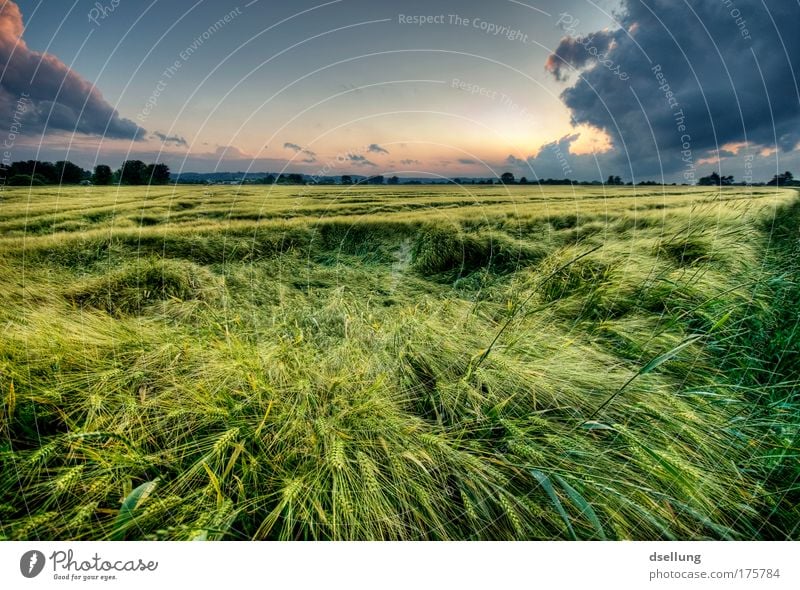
[0, 184, 798, 540]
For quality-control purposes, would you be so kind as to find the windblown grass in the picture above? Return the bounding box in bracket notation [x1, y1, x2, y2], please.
[0, 184, 797, 540]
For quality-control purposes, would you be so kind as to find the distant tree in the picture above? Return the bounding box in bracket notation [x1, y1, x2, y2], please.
[7, 161, 33, 177]
[388, 175, 400, 185]
[8, 174, 47, 186]
[606, 175, 623, 185]
[340, 175, 353, 185]
[10, 160, 57, 184]
[519, 177, 528, 185]
[697, 172, 719, 186]
[92, 165, 113, 185]
[2, 160, 91, 184]
[118, 160, 147, 185]
[143, 164, 156, 184]
[767, 171, 795, 186]
[697, 171, 733, 186]
[144, 163, 171, 185]
[367, 175, 384, 185]
[55, 161, 85, 184]
[5, 161, 27, 177]
[286, 173, 303, 184]
[273, 173, 303, 184]
[261, 174, 276, 184]
[500, 172, 516, 184]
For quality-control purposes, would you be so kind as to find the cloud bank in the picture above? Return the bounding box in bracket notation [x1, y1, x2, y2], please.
[0, 1, 144, 140]
[545, 0, 800, 180]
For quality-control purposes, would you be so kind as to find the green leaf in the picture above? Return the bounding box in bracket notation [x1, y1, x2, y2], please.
[553, 475, 607, 540]
[709, 310, 733, 333]
[639, 335, 703, 375]
[110, 479, 159, 541]
[531, 469, 577, 540]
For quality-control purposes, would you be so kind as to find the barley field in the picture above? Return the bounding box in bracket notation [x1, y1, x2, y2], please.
[0, 184, 798, 540]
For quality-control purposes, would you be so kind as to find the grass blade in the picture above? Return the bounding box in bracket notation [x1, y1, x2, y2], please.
[639, 335, 703, 375]
[472, 245, 602, 370]
[110, 479, 159, 541]
[531, 469, 577, 540]
[553, 474, 607, 540]
[584, 335, 703, 421]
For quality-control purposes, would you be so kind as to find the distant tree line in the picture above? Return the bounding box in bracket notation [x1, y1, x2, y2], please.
[697, 172, 734, 186]
[255, 174, 395, 186]
[3, 160, 795, 188]
[492, 170, 798, 188]
[173, 169, 800, 187]
[696, 170, 797, 187]
[1, 160, 89, 186]
[766, 171, 796, 186]
[0, 159, 171, 186]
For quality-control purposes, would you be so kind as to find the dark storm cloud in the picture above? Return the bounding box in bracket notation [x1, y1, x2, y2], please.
[507, 134, 581, 180]
[368, 143, 389, 154]
[0, 2, 144, 140]
[545, 30, 615, 82]
[545, 0, 800, 179]
[458, 158, 477, 165]
[152, 132, 188, 147]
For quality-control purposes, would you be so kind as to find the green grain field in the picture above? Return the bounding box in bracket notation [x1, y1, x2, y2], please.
[0, 184, 798, 540]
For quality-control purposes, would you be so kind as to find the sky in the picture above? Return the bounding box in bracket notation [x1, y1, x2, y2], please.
[1, 0, 799, 182]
